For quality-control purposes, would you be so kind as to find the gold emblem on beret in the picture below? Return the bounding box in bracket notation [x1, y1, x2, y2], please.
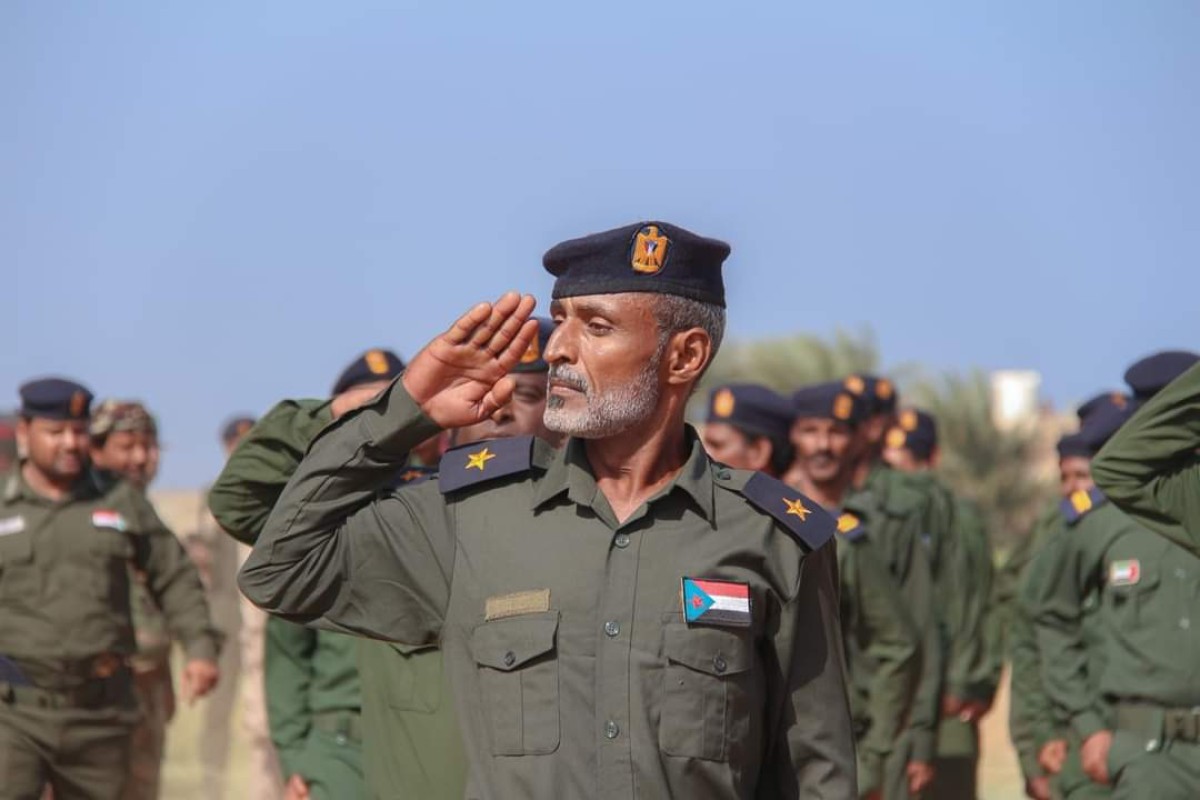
[236, 420, 254, 438]
[520, 335, 541, 364]
[713, 388, 736, 418]
[886, 427, 907, 449]
[833, 393, 853, 421]
[899, 409, 919, 431]
[69, 391, 87, 419]
[631, 225, 669, 275]
[1111, 392, 1128, 409]
[365, 349, 390, 375]
[844, 376, 865, 395]
[876, 379, 894, 401]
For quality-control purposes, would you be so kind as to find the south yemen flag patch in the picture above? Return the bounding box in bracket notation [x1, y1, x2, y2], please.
[1109, 559, 1141, 587]
[682, 578, 752, 627]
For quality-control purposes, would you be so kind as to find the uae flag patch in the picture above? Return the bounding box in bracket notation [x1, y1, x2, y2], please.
[682, 578, 752, 627]
[1109, 559, 1141, 587]
[91, 510, 127, 532]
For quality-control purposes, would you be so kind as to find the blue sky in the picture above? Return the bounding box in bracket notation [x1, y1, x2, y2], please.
[5, 2, 1198, 487]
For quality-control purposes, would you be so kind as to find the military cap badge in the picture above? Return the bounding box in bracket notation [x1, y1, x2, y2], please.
[631, 225, 669, 274]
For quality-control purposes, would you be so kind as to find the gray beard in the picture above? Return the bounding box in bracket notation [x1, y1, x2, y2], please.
[543, 360, 661, 439]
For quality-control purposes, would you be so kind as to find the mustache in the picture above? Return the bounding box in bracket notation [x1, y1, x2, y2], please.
[547, 365, 589, 393]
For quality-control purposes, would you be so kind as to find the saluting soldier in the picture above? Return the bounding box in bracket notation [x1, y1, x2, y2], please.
[0, 379, 220, 799]
[240, 221, 857, 798]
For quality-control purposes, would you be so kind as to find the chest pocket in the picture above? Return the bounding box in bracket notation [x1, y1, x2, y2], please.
[660, 624, 756, 761]
[470, 611, 560, 756]
[1105, 564, 1160, 628]
[0, 530, 35, 598]
[383, 642, 444, 713]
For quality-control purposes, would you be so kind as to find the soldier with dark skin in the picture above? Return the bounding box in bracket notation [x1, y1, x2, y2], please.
[211, 348, 407, 800]
[802, 378, 942, 799]
[240, 221, 857, 799]
[1027, 375, 1200, 800]
[1092, 352, 1200, 557]
[88, 400, 177, 800]
[0, 379, 220, 800]
[882, 409, 997, 800]
[783, 383, 922, 800]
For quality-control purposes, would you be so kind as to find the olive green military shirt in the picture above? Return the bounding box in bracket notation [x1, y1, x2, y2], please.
[834, 505, 921, 796]
[240, 379, 857, 799]
[0, 468, 219, 684]
[266, 615, 362, 780]
[1027, 498, 1200, 741]
[849, 466, 941, 763]
[1093, 361, 1200, 559]
[208, 396, 466, 799]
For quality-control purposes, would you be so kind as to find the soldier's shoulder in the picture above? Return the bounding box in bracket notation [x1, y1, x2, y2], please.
[92, 475, 162, 534]
[714, 467, 836, 552]
[1060, 487, 1108, 526]
[256, 398, 333, 441]
[876, 468, 930, 518]
[834, 510, 868, 543]
[438, 436, 540, 495]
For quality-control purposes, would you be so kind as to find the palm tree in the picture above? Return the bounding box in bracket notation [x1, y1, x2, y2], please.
[703, 327, 881, 392]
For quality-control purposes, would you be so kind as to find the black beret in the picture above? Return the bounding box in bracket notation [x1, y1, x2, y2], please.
[885, 408, 938, 460]
[704, 383, 793, 442]
[791, 382, 868, 426]
[221, 415, 256, 444]
[1078, 403, 1134, 453]
[19, 377, 93, 421]
[511, 317, 554, 374]
[844, 374, 898, 416]
[1076, 391, 1130, 424]
[1124, 350, 1200, 401]
[543, 221, 731, 307]
[1056, 432, 1092, 459]
[332, 348, 405, 396]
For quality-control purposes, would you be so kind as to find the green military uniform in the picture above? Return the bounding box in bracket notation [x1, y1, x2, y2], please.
[834, 506, 922, 797]
[1012, 502, 1111, 800]
[240, 378, 857, 798]
[267, 616, 363, 800]
[0, 469, 219, 799]
[1028, 490, 1200, 799]
[1093, 361, 1200, 558]
[848, 466, 940, 800]
[209, 397, 468, 799]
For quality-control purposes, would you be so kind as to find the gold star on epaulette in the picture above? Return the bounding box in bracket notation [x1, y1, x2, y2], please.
[783, 497, 811, 522]
[465, 447, 496, 472]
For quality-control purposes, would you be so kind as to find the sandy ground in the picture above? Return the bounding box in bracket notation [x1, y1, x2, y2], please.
[151, 488, 1028, 800]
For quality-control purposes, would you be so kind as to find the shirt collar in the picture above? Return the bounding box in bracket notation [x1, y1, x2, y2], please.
[531, 425, 715, 523]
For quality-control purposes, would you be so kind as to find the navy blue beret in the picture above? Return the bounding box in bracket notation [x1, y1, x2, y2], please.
[1078, 403, 1135, 453]
[1076, 391, 1130, 424]
[332, 348, 405, 396]
[704, 383, 792, 442]
[792, 382, 867, 426]
[886, 408, 938, 460]
[1056, 432, 1092, 459]
[844, 374, 898, 416]
[19, 377, 93, 421]
[543, 221, 731, 307]
[510, 317, 554, 374]
[1124, 350, 1200, 401]
[221, 415, 256, 444]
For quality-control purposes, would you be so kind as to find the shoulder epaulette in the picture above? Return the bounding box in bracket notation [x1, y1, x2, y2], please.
[387, 465, 436, 491]
[737, 471, 835, 552]
[836, 511, 867, 542]
[1061, 486, 1107, 525]
[438, 436, 536, 494]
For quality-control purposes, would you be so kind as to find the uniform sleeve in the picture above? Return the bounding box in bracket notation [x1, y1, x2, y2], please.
[1024, 527, 1112, 741]
[238, 379, 455, 646]
[265, 616, 316, 779]
[852, 542, 921, 795]
[130, 490, 223, 662]
[208, 399, 333, 545]
[891, 516, 942, 763]
[760, 539, 858, 799]
[1007, 565, 1057, 781]
[1092, 362, 1200, 557]
[957, 504, 998, 702]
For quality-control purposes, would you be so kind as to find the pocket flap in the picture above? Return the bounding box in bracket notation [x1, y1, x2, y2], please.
[471, 611, 558, 671]
[664, 624, 753, 676]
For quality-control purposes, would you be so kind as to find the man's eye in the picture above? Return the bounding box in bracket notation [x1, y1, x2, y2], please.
[587, 321, 611, 334]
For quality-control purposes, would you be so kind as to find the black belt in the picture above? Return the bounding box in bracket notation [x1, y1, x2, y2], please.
[1115, 702, 1200, 743]
[0, 669, 133, 711]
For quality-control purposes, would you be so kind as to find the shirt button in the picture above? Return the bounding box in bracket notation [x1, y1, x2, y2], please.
[335, 734, 348, 746]
[713, 655, 728, 674]
[604, 620, 621, 638]
[1176, 568, 1187, 579]
[604, 720, 620, 739]
[1146, 739, 1159, 752]
[614, 534, 631, 549]
[503, 650, 516, 666]
[1180, 619, 1191, 630]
